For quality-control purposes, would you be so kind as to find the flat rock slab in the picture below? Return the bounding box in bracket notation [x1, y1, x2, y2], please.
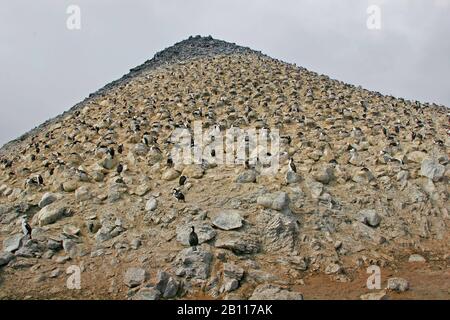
[212, 210, 243, 230]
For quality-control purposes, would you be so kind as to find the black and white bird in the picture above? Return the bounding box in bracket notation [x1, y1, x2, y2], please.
[172, 188, 185, 202]
[179, 175, 187, 186]
[118, 144, 123, 154]
[37, 174, 44, 186]
[188, 226, 199, 251]
[288, 158, 297, 173]
[21, 217, 32, 239]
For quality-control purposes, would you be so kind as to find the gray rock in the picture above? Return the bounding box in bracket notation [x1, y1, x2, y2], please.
[261, 212, 298, 252]
[123, 267, 147, 288]
[3, 233, 24, 252]
[325, 263, 343, 275]
[155, 270, 170, 292]
[212, 210, 243, 230]
[215, 232, 261, 254]
[387, 277, 409, 292]
[420, 158, 445, 181]
[176, 223, 216, 245]
[0, 251, 15, 266]
[131, 239, 141, 250]
[36, 203, 67, 226]
[222, 278, 239, 293]
[235, 170, 257, 183]
[145, 197, 158, 211]
[257, 191, 290, 211]
[285, 170, 301, 184]
[163, 277, 180, 298]
[249, 284, 303, 300]
[305, 178, 323, 199]
[360, 209, 381, 227]
[15, 239, 45, 257]
[162, 168, 181, 181]
[133, 287, 161, 300]
[174, 247, 213, 280]
[38, 192, 58, 208]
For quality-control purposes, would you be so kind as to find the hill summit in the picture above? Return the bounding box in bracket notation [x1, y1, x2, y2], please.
[0, 36, 448, 300]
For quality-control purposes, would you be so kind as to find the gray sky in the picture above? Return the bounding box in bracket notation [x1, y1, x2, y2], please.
[1, 0, 449, 147]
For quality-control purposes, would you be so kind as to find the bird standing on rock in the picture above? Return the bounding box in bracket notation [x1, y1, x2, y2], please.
[179, 175, 187, 186]
[288, 158, 297, 173]
[189, 226, 199, 251]
[117, 163, 123, 175]
[21, 217, 32, 239]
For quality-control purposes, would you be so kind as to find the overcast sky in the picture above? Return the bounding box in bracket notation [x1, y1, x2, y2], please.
[1, 0, 449, 147]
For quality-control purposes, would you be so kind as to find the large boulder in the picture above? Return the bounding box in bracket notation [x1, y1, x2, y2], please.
[0, 251, 15, 266]
[36, 203, 68, 226]
[162, 168, 181, 181]
[212, 210, 243, 230]
[249, 284, 303, 300]
[38, 192, 59, 208]
[2, 234, 24, 252]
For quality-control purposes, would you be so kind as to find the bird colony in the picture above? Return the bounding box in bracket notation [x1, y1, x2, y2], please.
[0, 36, 448, 300]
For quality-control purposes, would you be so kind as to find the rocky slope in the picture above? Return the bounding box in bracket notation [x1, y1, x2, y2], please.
[0, 36, 448, 300]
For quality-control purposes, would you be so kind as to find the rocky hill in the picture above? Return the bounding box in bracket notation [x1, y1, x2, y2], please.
[0, 36, 448, 300]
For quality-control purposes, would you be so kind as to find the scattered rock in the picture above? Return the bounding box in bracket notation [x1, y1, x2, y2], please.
[145, 197, 158, 211]
[249, 284, 303, 300]
[182, 165, 204, 179]
[2, 233, 24, 253]
[133, 287, 161, 300]
[360, 209, 381, 228]
[36, 203, 68, 226]
[420, 158, 445, 181]
[257, 191, 290, 211]
[123, 267, 147, 288]
[212, 210, 243, 230]
[38, 192, 58, 208]
[387, 277, 409, 292]
[0, 251, 15, 266]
